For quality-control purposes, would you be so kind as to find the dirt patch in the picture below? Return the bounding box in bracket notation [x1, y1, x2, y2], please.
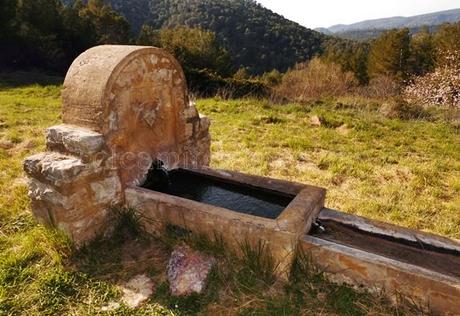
[121, 238, 170, 277]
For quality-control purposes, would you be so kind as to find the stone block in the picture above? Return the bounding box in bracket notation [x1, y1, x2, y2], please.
[27, 178, 72, 213]
[58, 207, 110, 245]
[27, 177, 93, 229]
[184, 105, 198, 120]
[90, 173, 122, 205]
[198, 115, 211, 136]
[24, 152, 87, 185]
[185, 123, 194, 138]
[46, 124, 105, 157]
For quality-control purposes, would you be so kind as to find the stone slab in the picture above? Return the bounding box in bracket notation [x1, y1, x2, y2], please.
[46, 124, 105, 157]
[300, 235, 460, 315]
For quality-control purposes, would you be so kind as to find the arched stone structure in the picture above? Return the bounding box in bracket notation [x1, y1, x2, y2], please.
[62, 45, 210, 187]
[23, 45, 210, 244]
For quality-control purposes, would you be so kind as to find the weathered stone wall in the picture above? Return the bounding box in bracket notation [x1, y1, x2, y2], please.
[23, 45, 211, 245]
[300, 235, 460, 315]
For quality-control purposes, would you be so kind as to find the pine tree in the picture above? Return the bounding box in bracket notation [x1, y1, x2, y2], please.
[434, 22, 460, 67]
[368, 28, 411, 82]
[409, 27, 435, 76]
[79, 0, 131, 45]
[137, 25, 160, 47]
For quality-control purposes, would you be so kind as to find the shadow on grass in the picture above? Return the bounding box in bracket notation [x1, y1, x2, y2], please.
[0, 71, 63, 88]
[69, 208, 169, 282]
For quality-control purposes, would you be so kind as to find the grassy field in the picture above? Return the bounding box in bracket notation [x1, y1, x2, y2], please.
[0, 72, 459, 315]
[198, 99, 460, 239]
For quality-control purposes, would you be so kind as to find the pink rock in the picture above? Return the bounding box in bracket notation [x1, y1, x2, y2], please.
[167, 245, 216, 296]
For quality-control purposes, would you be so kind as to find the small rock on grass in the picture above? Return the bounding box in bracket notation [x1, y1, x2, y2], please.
[336, 124, 350, 136]
[0, 138, 13, 149]
[310, 115, 323, 127]
[101, 302, 121, 312]
[120, 274, 155, 308]
[167, 245, 216, 296]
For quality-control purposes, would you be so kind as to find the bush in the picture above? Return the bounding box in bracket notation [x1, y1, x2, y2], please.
[259, 69, 282, 87]
[186, 69, 269, 99]
[380, 97, 429, 120]
[356, 75, 402, 99]
[404, 51, 460, 108]
[274, 58, 357, 103]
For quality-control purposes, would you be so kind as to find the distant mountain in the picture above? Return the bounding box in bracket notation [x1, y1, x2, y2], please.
[63, 0, 327, 74]
[317, 8, 460, 38]
[331, 25, 441, 42]
[314, 27, 333, 35]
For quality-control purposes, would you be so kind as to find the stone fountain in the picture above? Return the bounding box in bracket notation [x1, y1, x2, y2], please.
[23, 45, 459, 315]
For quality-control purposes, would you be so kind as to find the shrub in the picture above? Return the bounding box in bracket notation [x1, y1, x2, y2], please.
[186, 69, 268, 99]
[404, 51, 460, 108]
[274, 57, 357, 102]
[259, 69, 282, 86]
[356, 75, 402, 99]
[380, 97, 429, 120]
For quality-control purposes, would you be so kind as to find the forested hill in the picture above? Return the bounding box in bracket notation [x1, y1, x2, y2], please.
[65, 0, 327, 74]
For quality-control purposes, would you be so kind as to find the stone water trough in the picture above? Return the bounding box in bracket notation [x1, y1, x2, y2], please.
[23, 46, 460, 315]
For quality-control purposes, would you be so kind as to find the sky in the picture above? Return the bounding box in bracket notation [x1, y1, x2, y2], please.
[255, 0, 460, 29]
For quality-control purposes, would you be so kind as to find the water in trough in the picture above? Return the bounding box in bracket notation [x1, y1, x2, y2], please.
[141, 168, 294, 219]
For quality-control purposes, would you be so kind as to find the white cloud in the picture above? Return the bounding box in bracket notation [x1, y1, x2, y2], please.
[256, 0, 460, 28]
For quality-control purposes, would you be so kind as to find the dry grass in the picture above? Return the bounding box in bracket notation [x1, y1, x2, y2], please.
[356, 75, 401, 99]
[274, 58, 358, 102]
[273, 59, 404, 105]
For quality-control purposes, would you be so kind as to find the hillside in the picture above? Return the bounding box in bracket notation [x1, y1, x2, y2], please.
[329, 25, 440, 42]
[316, 8, 460, 39]
[323, 8, 460, 34]
[64, 0, 327, 74]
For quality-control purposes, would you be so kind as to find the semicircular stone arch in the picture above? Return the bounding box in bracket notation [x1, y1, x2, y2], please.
[62, 45, 210, 187]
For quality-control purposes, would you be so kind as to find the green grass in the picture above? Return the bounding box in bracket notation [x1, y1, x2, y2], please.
[1, 72, 458, 315]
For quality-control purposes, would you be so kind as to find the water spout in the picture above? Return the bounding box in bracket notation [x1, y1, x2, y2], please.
[143, 160, 171, 191]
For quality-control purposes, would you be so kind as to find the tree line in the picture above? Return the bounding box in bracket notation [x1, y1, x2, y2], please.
[1, 0, 131, 72]
[325, 23, 460, 85]
[94, 0, 327, 75]
[1, 0, 459, 98]
[1, 0, 326, 76]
